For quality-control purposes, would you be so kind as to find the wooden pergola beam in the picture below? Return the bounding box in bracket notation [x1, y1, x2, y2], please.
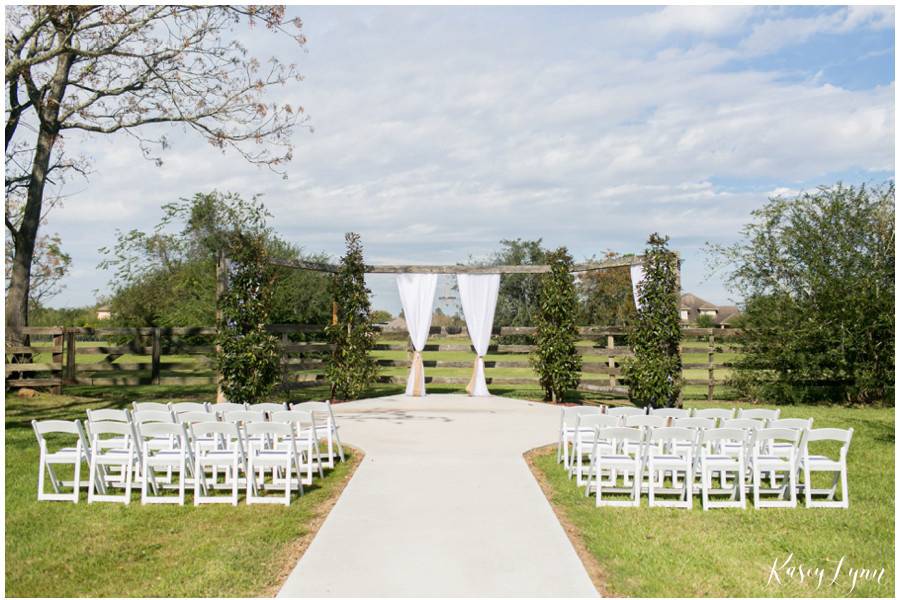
[269, 254, 647, 274]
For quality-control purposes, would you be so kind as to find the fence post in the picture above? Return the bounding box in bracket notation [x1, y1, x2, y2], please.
[607, 334, 616, 389]
[151, 327, 161, 385]
[707, 330, 715, 402]
[51, 330, 63, 394]
[65, 329, 77, 384]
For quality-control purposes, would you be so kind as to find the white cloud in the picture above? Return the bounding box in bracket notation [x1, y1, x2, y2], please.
[38, 7, 893, 311]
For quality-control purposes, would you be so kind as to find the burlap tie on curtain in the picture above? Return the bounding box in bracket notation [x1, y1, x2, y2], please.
[410, 350, 425, 396]
[466, 355, 483, 395]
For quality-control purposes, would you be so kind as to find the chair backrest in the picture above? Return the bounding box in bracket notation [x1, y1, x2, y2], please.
[700, 427, 748, 445]
[131, 410, 175, 425]
[802, 427, 854, 459]
[736, 408, 780, 421]
[754, 427, 801, 444]
[691, 408, 735, 422]
[177, 411, 218, 424]
[648, 407, 689, 418]
[768, 418, 813, 430]
[649, 426, 695, 440]
[32, 419, 89, 454]
[606, 406, 646, 417]
[86, 408, 130, 423]
[594, 426, 643, 451]
[720, 418, 763, 432]
[672, 417, 715, 430]
[247, 402, 288, 414]
[223, 410, 267, 424]
[132, 401, 170, 412]
[209, 402, 247, 414]
[137, 421, 187, 440]
[561, 406, 601, 428]
[699, 428, 748, 456]
[244, 421, 295, 448]
[270, 410, 316, 428]
[190, 421, 241, 445]
[576, 414, 621, 430]
[169, 401, 209, 415]
[624, 414, 667, 429]
[88, 421, 135, 445]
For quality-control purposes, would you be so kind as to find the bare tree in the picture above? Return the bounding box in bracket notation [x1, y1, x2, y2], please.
[5, 5, 308, 345]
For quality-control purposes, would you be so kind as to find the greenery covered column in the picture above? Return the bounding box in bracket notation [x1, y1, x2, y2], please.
[625, 234, 682, 408]
[326, 233, 378, 401]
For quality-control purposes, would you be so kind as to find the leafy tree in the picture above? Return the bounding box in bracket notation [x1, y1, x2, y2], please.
[709, 183, 894, 405]
[695, 313, 716, 328]
[5, 6, 307, 346]
[371, 310, 393, 323]
[578, 252, 637, 326]
[478, 238, 549, 327]
[325, 233, 378, 401]
[216, 232, 280, 403]
[100, 192, 331, 328]
[623, 234, 682, 408]
[532, 248, 582, 403]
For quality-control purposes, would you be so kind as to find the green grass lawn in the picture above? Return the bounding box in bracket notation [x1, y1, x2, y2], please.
[5, 391, 361, 597]
[530, 400, 895, 597]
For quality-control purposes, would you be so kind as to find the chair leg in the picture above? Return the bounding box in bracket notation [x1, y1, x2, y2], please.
[283, 459, 292, 506]
[231, 459, 239, 506]
[333, 426, 345, 462]
[701, 469, 710, 510]
[752, 467, 760, 509]
[124, 460, 133, 505]
[194, 462, 202, 506]
[632, 466, 641, 507]
[840, 465, 849, 509]
[88, 455, 98, 504]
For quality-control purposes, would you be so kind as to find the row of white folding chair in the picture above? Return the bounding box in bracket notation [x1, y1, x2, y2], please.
[570, 413, 813, 484]
[86, 418, 310, 506]
[581, 424, 852, 509]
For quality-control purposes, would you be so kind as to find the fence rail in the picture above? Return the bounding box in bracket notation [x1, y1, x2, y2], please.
[6, 324, 738, 398]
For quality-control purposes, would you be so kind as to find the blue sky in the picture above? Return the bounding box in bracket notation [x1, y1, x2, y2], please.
[44, 6, 894, 315]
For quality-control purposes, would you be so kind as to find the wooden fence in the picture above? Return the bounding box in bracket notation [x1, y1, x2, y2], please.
[5, 325, 739, 399]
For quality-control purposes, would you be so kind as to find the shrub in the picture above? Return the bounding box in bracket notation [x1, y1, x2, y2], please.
[216, 232, 281, 403]
[325, 233, 378, 400]
[532, 247, 582, 402]
[623, 234, 682, 408]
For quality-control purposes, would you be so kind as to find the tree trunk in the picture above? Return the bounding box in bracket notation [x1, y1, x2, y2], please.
[5, 126, 58, 348]
[5, 45, 74, 348]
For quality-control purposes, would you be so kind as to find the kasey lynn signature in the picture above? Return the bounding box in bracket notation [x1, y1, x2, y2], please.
[767, 553, 886, 594]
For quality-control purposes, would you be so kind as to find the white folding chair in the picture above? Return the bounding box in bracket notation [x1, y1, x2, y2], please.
[718, 418, 763, 487]
[138, 422, 192, 505]
[557, 406, 600, 468]
[736, 408, 780, 421]
[87, 421, 137, 504]
[32, 419, 93, 502]
[670, 417, 716, 487]
[800, 428, 853, 509]
[131, 409, 177, 485]
[571, 414, 620, 486]
[646, 427, 695, 509]
[270, 410, 324, 485]
[191, 421, 245, 506]
[648, 407, 690, 418]
[86, 408, 133, 484]
[291, 401, 344, 468]
[209, 402, 247, 417]
[622, 414, 667, 486]
[691, 407, 735, 425]
[245, 422, 304, 505]
[767, 418, 813, 484]
[750, 428, 800, 508]
[698, 428, 748, 510]
[584, 426, 643, 507]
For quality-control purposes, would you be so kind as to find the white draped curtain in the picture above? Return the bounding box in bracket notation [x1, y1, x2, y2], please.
[457, 274, 500, 397]
[629, 263, 645, 310]
[397, 273, 438, 396]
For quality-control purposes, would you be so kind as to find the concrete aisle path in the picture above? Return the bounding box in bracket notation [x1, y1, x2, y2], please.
[278, 394, 598, 598]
